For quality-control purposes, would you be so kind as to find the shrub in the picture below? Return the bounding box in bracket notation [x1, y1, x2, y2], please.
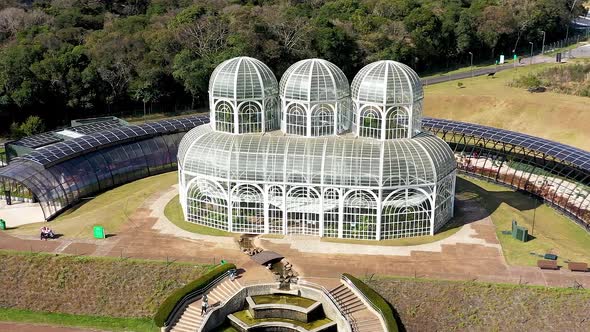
[153, 263, 236, 327]
[342, 273, 399, 332]
[510, 73, 543, 88]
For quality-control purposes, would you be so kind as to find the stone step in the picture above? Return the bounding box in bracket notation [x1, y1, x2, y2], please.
[334, 291, 358, 303]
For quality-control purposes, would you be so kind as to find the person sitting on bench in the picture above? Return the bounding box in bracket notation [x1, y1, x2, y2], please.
[40, 226, 54, 240]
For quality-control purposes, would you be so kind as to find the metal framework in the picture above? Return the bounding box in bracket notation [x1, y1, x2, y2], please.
[351, 60, 423, 140]
[180, 58, 457, 240]
[209, 57, 279, 134]
[0, 116, 208, 219]
[279, 59, 351, 137]
[423, 118, 590, 230]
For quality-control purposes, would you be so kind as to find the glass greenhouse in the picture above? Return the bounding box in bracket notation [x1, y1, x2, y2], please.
[178, 57, 457, 240]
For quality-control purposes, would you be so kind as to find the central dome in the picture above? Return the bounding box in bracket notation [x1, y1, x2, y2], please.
[279, 59, 351, 137]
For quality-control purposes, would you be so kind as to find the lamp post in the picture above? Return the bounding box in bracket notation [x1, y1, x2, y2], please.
[468, 51, 473, 77]
[541, 30, 546, 55]
[529, 42, 534, 65]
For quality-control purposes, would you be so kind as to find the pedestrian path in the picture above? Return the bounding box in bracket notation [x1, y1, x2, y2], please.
[169, 279, 243, 332]
[329, 281, 385, 332]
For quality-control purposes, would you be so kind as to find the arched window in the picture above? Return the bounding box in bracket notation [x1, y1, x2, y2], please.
[215, 101, 235, 133]
[434, 176, 454, 232]
[412, 101, 423, 136]
[285, 103, 308, 136]
[286, 187, 320, 235]
[311, 104, 334, 136]
[265, 97, 279, 131]
[343, 190, 377, 239]
[323, 188, 340, 238]
[187, 179, 228, 230]
[268, 186, 284, 234]
[382, 189, 431, 239]
[359, 106, 382, 139]
[232, 184, 264, 234]
[238, 102, 262, 133]
[385, 107, 409, 139]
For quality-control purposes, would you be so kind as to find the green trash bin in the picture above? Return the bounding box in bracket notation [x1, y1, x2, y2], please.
[220, 259, 227, 265]
[0, 219, 6, 230]
[93, 225, 105, 239]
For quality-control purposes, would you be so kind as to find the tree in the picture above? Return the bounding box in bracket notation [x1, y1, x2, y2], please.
[10, 115, 45, 139]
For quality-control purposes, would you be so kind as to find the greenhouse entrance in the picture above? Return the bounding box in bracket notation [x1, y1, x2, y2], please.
[287, 212, 320, 236]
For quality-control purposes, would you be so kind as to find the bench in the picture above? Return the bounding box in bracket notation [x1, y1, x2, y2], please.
[537, 260, 558, 270]
[568, 262, 588, 272]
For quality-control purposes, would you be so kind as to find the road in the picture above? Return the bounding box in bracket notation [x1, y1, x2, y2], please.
[422, 42, 589, 85]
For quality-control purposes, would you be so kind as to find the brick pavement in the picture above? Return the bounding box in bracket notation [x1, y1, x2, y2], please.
[1, 185, 589, 290]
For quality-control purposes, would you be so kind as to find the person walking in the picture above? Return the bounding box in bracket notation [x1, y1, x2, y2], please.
[201, 293, 209, 316]
[201, 300, 208, 315]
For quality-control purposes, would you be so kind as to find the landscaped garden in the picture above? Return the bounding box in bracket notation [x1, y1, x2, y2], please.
[456, 175, 590, 266]
[6, 172, 178, 239]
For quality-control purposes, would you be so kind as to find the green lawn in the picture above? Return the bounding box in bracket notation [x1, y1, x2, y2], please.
[164, 194, 235, 237]
[7, 172, 178, 239]
[0, 308, 158, 332]
[456, 175, 590, 266]
[424, 60, 590, 151]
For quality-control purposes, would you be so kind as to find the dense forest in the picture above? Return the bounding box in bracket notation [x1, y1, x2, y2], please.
[0, 0, 585, 133]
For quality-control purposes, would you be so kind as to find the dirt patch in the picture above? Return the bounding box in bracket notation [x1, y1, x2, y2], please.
[0, 252, 210, 318]
[368, 277, 590, 331]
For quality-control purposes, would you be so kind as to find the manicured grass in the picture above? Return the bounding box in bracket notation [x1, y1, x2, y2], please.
[0, 308, 158, 332]
[424, 61, 590, 151]
[456, 175, 590, 266]
[251, 295, 316, 308]
[320, 210, 465, 247]
[164, 194, 235, 237]
[232, 310, 332, 329]
[7, 172, 179, 239]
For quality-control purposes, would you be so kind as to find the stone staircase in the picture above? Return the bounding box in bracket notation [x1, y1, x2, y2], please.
[169, 279, 243, 332]
[329, 283, 385, 332]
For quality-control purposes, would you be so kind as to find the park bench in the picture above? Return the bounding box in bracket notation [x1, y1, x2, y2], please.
[568, 262, 588, 272]
[537, 260, 558, 270]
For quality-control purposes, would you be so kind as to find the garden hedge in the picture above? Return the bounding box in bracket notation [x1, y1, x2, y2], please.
[342, 273, 399, 332]
[154, 263, 236, 327]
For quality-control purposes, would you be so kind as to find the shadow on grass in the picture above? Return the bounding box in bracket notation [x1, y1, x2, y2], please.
[455, 177, 543, 221]
[387, 301, 407, 332]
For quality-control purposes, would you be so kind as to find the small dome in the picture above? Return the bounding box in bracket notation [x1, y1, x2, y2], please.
[351, 60, 423, 104]
[209, 56, 278, 100]
[279, 59, 350, 102]
[208, 57, 279, 134]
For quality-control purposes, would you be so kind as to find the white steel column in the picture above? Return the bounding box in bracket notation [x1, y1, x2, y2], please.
[338, 191, 344, 238]
[380, 107, 387, 140]
[430, 187, 436, 236]
[263, 186, 270, 233]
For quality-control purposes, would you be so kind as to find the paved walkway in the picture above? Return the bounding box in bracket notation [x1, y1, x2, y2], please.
[151, 185, 237, 248]
[0, 201, 44, 227]
[2, 184, 590, 290]
[422, 41, 589, 85]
